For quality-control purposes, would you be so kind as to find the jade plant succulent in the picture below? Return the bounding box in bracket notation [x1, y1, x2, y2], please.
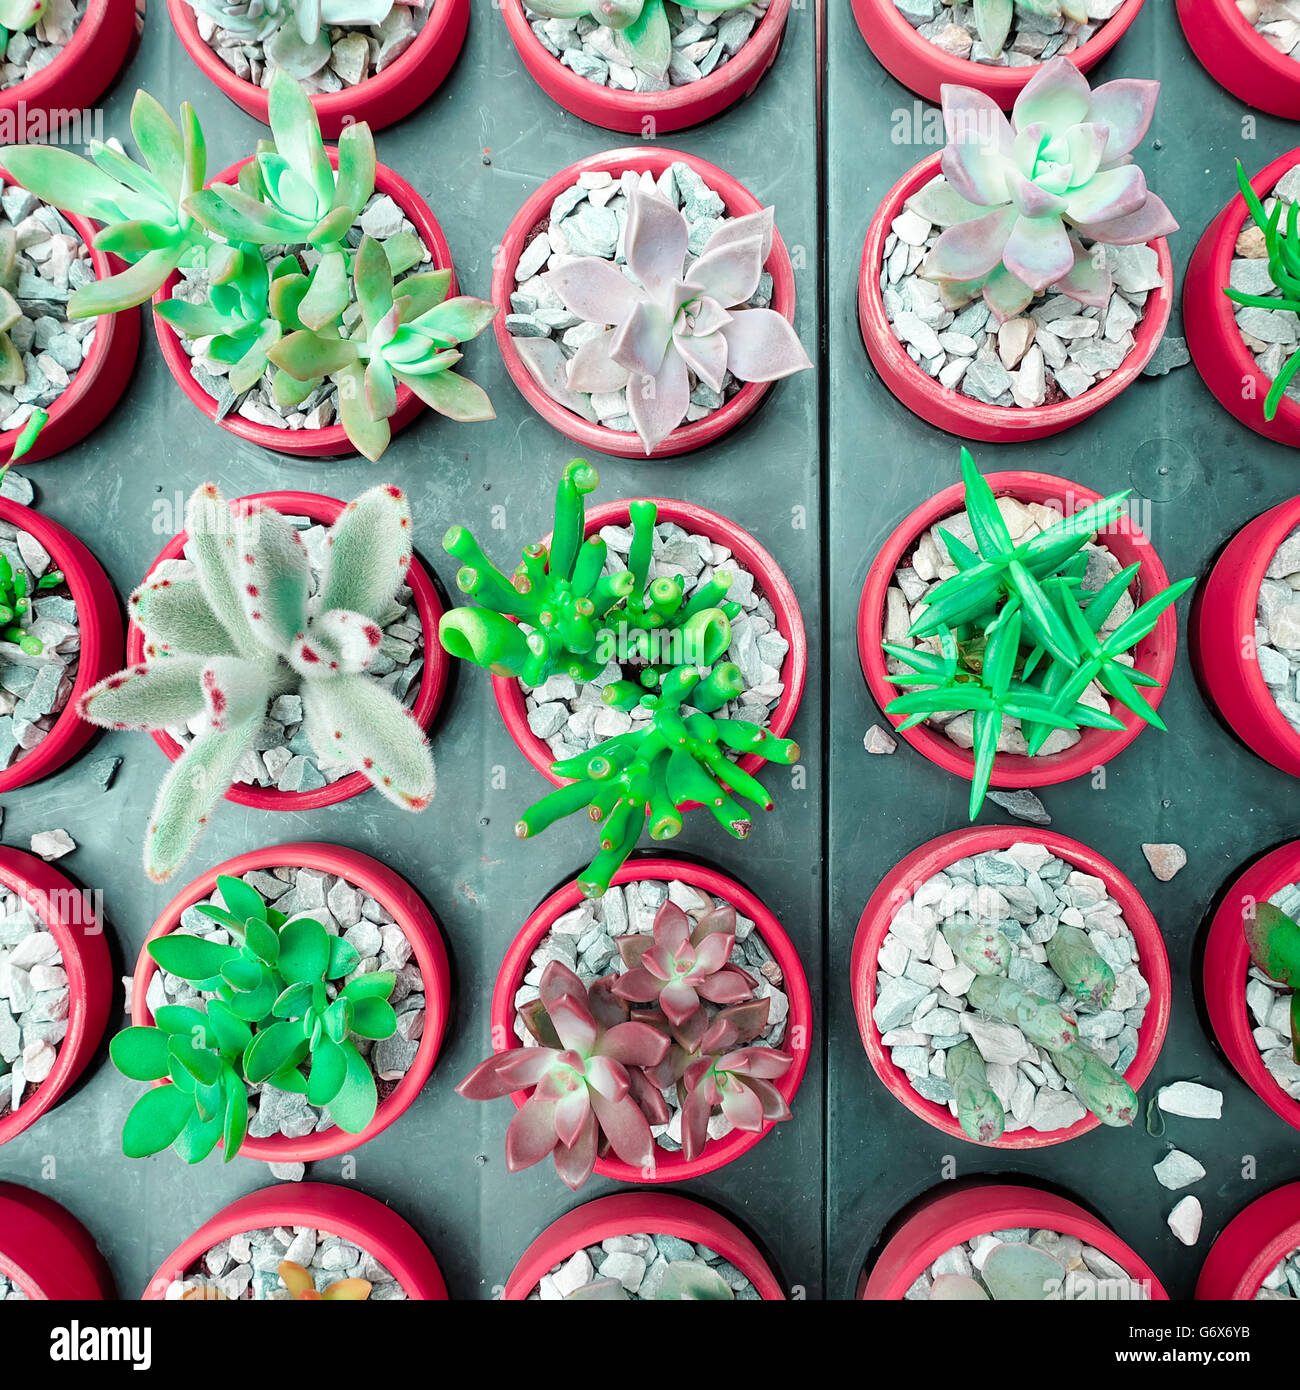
[914, 56, 1177, 323]
[527, 0, 758, 79]
[438, 460, 800, 897]
[534, 185, 810, 454]
[566, 1262, 735, 1300]
[76, 482, 435, 882]
[882, 448, 1193, 819]
[954, 0, 1102, 60]
[109, 874, 401, 1165]
[2, 70, 496, 460]
[1244, 900, 1300, 1061]
[457, 899, 793, 1188]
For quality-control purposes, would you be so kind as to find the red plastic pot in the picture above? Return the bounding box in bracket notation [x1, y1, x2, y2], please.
[1177, 0, 1300, 119]
[152, 153, 456, 458]
[489, 858, 811, 1184]
[503, 1191, 785, 1299]
[859, 1181, 1168, 1298]
[0, 0, 138, 136]
[853, 0, 1145, 108]
[124, 489, 448, 812]
[1192, 496, 1300, 777]
[0, 172, 140, 464]
[1197, 1181, 1300, 1299]
[860, 152, 1173, 443]
[167, 0, 469, 137]
[142, 1181, 448, 1298]
[500, 0, 790, 134]
[0, 1182, 114, 1299]
[0, 499, 124, 795]
[492, 146, 799, 461]
[491, 496, 806, 787]
[1203, 841, 1300, 1132]
[850, 826, 1171, 1150]
[130, 841, 450, 1165]
[1184, 149, 1300, 448]
[858, 469, 1179, 791]
[0, 848, 114, 1148]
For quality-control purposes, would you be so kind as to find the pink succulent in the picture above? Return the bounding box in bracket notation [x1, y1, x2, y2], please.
[679, 1009, 793, 1163]
[917, 57, 1178, 323]
[538, 182, 812, 454]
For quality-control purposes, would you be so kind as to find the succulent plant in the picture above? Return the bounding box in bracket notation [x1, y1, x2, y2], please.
[177, 0, 398, 80]
[0, 411, 57, 655]
[913, 57, 1177, 323]
[182, 1260, 373, 1300]
[76, 483, 435, 882]
[0, 227, 25, 391]
[882, 447, 1193, 819]
[946, 1038, 1005, 1145]
[526, 0, 757, 79]
[0, 0, 44, 62]
[535, 184, 810, 454]
[109, 874, 400, 1165]
[565, 1262, 735, 1300]
[931, 1242, 1068, 1300]
[1244, 900, 1300, 1062]
[955, 0, 1098, 60]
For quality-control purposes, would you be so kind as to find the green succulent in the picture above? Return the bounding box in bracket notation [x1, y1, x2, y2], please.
[565, 1261, 736, 1300]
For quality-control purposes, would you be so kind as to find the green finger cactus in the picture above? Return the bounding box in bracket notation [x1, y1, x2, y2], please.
[945, 923, 1012, 977]
[967, 974, 1078, 1052]
[1044, 923, 1115, 1008]
[1051, 1042, 1137, 1127]
[76, 483, 435, 883]
[945, 1038, 1006, 1145]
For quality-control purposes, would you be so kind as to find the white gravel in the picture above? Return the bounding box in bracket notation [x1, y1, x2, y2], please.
[532, 1231, 759, 1299]
[904, 1227, 1148, 1299]
[0, 885, 68, 1123]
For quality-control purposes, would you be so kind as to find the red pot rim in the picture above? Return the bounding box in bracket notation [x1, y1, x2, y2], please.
[499, 0, 791, 133]
[124, 488, 448, 812]
[850, 826, 1171, 1150]
[0, 498, 125, 794]
[488, 857, 812, 1184]
[490, 495, 807, 787]
[1177, 0, 1300, 114]
[151, 153, 456, 458]
[502, 1191, 785, 1299]
[130, 841, 450, 1164]
[0, 0, 137, 122]
[0, 1181, 114, 1299]
[851, 0, 1146, 107]
[859, 152, 1173, 443]
[0, 848, 113, 1148]
[1196, 1181, 1300, 1300]
[490, 146, 799, 461]
[857, 469, 1179, 788]
[1203, 840, 1300, 1133]
[860, 1181, 1169, 1298]
[0, 171, 141, 464]
[167, 0, 470, 136]
[141, 1181, 449, 1298]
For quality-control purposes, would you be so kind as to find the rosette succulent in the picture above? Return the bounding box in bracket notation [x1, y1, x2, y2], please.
[537, 184, 811, 454]
[915, 57, 1177, 323]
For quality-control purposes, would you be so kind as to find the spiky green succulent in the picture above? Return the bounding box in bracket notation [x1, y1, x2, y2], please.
[177, 0, 398, 80]
[76, 483, 435, 883]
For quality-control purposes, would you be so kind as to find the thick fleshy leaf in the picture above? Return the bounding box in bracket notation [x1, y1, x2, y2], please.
[399, 366, 496, 424]
[1055, 241, 1112, 310]
[1005, 168, 1067, 220]
[78, 658, 206, 731]
[1087, 78, 1159, 163]
[541, 257, 640, 326]
[1245, 902, 1300, 987]
[1064, 123, 1109, 189]
[1, 144, 133, 220]
[600, 1020, 671, 1068]
[625, 186, 688, 297]
[565, 329, 629, 393]
[71, 247, 178, 317]
[981, 263, 1036, 323]
[505, 1095, 559, 1170]
[699, 206, 775, 262]
[939, 84, 1014, 205]
[1071, 190, 1178, 246]
[1001, 214, 1075, 292]
[455, 1051, 523, 1101]
[111, 1027, 173, 1082]
[235, 500, 310, 651]
[1013, 56, 1091, 134]
[413, 295, 499, 344]
[327, 1042, 378, 1133]
[553, 1087, 590, 1149]
[684, 234, 765, 309]
[907, 176, 985, 228]
[923, 205, 1019, 282]
[718, 308, 812, 382]
[268, 329, 359, 380]
[610, 297, 671, 378]
[553, 1110, 599, 1189]
[122, 1084, 195, 1158]
[719, 1076, 765, 1131]
[588, 1087, 655, 1170]
[331, 120, 377, 220]
[626, 346, 691, 455]
[244, 1019, 310, 1082]
[1064, 165, 1147, 226]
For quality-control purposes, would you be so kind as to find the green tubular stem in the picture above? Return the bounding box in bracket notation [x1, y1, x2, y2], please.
[682, 607, 732, 666]
[551, 460, 599, 580]
[714, 721, 799, 762]
[681, 571, 733, 618]
[644, 576, 683, 622]
[553, 608, 597, 654]
[445, 527, 537, 618]
[646, 762, 683, 840]
[692, 739, 774, 809]
[517, 544, 548, 596]
[592, 570, 637, 617]
[570, 535, 607, 598]
[599, 795, 640, 852]
[577, 810, 644, 899]
[515, 778, 597, 838]
[601, 679, 643, 711]
[438, 607, 532, 677]
[550, 736, 638, 781]
[564, 650, 609, 682]
[689, 662, 744, 713]
[586, 776, 626, 824]
[628, 499, 657, 595]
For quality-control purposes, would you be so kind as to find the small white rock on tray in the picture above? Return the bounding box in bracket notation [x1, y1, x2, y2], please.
[1153, 1149, 1206, 1192]
[890, 0, 1123, 67]
[526, 1, 770, 91]
[532, 1232, 759, 1300]
[1155, 1080, 1223, 1119]
[0, 884, 69, 1121]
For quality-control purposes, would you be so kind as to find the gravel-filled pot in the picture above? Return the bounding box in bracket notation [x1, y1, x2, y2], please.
[128, 841, 450, 1164]
[1192, 495, 1300, 777]
[0, 847, 113, 1147]
[859, 1180, 1168, 1299]
[167, 0, 470, 137]
[493, 495, 806, 786]
[858, 470, 1179, 795]
[860, 153, 1173, 443]
[124, 490, 448, 813]
[0, 173, 140, 464]
[490, 859, 811, 1183]
[1196, 1181, 1300, 1299]
[1176, 0, 1300, 119]
[492, 146, 800, 460]
[500, 0, 791, 134]
[1203, 840, 1300, 1133]
[1184, 149, 1300, 448]
[0, 492, 123, 794]
[850, 827, 1170, 1150]
[151, 154, 456, 458]
[0, 1182, 114, 1299]
[502, 1191, 785, 1299]
[141, 1182, 448, 1299]
[852, 0, 1145, 107]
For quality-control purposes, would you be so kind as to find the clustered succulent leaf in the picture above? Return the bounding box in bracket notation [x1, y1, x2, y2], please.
[457, 898, 793, 1189]
[439, 462, 799, 897]
[957, 0, 1097, 60]
[1244, 900, 1300, 1062]
[914, 57, 1177, 323]
[526, 0, 757, 80]
[2, 70, 496, 460]
[1223, 159, 1300, 422]
[882, 448, 1193, 819]
[77, 482, 435, 883]
[533, 184, 810, 454]
[566, 1262, 735, 1300]
[183, 1259, 372, 1300]
[109, 874, 400, 1165]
